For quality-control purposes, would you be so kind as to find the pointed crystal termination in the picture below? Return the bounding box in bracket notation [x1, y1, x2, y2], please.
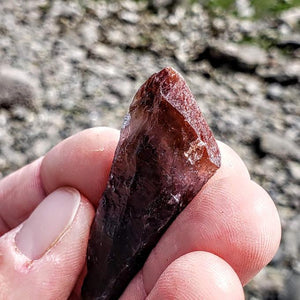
[81, 67, 221, 300]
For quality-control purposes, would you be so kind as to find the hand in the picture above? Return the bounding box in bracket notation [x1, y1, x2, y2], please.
[0, 127, 281, 299]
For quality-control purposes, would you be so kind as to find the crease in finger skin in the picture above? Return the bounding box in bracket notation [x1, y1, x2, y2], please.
[0, 157, 46, 235]
[1, 225, 32, 274]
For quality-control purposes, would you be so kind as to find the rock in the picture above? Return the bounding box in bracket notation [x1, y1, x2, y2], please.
[284, 61, 300, 82]
[257, 59, 300, 85]
[147, 0, 183, 12]
[32, 139, 53, 157]
[279, 23, 292, 36]
[280, 7, 300, 29]
[68, 47, 86, 63]
[106, 29, 125, 45]
[121, 0, 141, 12]
[277, 33, 300, 50]
[238, 19, 257, 35]
[281, 270, 300, 300]
[82, 67, 221, 299]
[0, 156, 7, 176]
[246, 266, 285, 299]
[119, 10, 140, 24]
[83, 73, 102, 98]
[259, 133, 300, 161]
[271, 245, 285, 266]
[0, 67, 38, 111]
[211, 18, 226, 34]
[88, 44, 116, 60]
[11, 106, 32, 121]
[79, 20, 99, 47]
[109, 78, 133, 99]
[282, 215, 300, 262]
[1, 147, 27, 170]
[280, 214, 300, 297]
[0, 110, 8, 127]
[235, 0, 254, 18]
[283, 183, 300, 209]
[52, 1, 82, 32]
[267, 83, 284, 100]
[288, 161, 300, 182]
[206, 40, 268, 71]
[236, 74, 261, 95]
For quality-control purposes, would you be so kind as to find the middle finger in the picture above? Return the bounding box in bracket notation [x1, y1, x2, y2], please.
[140, 159, 280, 294]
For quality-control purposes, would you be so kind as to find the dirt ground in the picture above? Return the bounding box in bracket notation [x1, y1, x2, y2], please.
[0, 1, 299, 299]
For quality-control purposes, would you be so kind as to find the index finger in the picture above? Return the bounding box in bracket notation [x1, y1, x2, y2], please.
[0, 127, 119, 235]
[0, 127, 249, 237]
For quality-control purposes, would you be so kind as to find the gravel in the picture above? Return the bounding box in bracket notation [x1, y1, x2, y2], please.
[259, 133, 300, 161]
[0, 66, 39, 110]
[0, 1, 299, 299]
[205, 40, 268, 71]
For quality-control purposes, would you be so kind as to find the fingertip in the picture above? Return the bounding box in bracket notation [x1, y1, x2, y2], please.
[200, 177, 281, 285]
[211, 141, 250, 182]
[0, 189, 94, 299]
[240, 180, 281, 283]
[147, 251, 244, 300]
[142, 175, 281, 290]
[41, 127, 119, 205]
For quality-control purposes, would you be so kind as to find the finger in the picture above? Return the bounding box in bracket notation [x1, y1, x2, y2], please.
[0, 130, 245, 235]
[0, 157, 45, 235]
[0, 131, 246, 234]
[121, 251, 244, 300]
[0, 127, 119, 235]
[141, 176, 281, 293]
[0, 187, 94, 299]
[41, 127, 119, 205]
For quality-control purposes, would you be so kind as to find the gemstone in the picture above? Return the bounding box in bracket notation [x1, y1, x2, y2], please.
[81, 67, 221, 300]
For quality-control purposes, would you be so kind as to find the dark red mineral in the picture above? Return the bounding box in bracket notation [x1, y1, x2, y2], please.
[81, 67, 221, 299]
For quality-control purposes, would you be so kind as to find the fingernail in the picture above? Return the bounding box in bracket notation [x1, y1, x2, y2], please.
[15, 187, 80, 260]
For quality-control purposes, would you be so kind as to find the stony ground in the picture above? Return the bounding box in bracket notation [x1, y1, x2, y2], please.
[0, 0, 299, 299]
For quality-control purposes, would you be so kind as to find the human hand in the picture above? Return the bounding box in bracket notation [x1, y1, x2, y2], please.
[0, 127, 281, 299]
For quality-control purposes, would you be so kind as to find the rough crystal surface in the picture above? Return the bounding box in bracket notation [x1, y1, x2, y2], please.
[81, 67, 221, 300]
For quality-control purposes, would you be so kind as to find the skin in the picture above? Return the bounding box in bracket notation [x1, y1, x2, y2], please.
[0, 127, 281, 299]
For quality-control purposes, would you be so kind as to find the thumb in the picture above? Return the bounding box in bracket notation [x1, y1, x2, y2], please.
[0, 187, 94, 300]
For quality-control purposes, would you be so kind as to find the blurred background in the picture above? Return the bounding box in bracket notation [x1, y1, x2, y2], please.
[0, 0, 299, 299]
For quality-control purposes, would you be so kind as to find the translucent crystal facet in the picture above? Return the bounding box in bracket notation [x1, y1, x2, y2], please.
[81, 67, 221, 300]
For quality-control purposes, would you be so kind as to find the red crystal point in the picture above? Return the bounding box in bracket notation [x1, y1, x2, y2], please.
[82, 67, 221, 300]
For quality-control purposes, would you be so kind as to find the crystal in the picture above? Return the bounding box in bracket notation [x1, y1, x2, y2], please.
[81, 67, 221, 299]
